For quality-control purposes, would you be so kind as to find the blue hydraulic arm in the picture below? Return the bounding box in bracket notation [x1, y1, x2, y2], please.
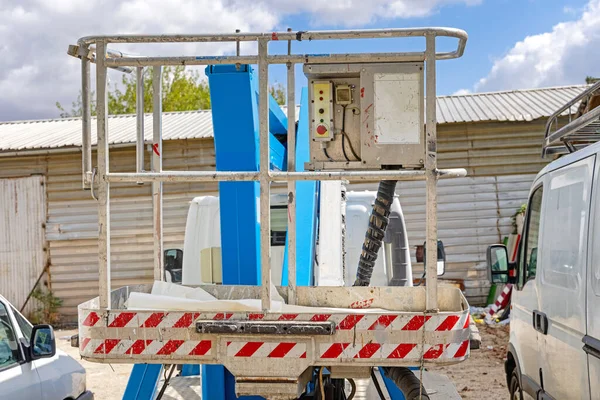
[202, 64, 298, 400]
[281, 88, 318, 287]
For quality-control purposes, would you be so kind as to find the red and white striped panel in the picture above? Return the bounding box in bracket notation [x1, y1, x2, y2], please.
[318, 340, 469, 360]
[80, 310, 468, 338]
[80, 338, 212, 357]
[81, 311, 237, 329]
[82, 310, 469, 333]
[488, 284, 512, 317]
[226, 341, 307, 358]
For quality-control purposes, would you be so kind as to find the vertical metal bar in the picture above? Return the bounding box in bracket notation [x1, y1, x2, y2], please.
[81, 57, 92, 189]
[236, 29, 241, 56]
[258, 38, 271, 311]
[286, 47, 297, 304]
[425, 34, 438, 311]
[136, 67, 145, 181]
[96, 41, 111, 309]
[152, 66, 164, 282]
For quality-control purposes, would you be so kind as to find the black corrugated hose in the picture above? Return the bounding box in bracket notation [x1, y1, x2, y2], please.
[381, 367, 430, 400]
[353, 180, 397, 287]
[352, 180, 430, 399]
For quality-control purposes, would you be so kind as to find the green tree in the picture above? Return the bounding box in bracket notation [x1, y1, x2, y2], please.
[56, 66, 211, 117]
[585, 76, 599, 84]
[269, 83, 286, 105]
[57, 67, 287, 116]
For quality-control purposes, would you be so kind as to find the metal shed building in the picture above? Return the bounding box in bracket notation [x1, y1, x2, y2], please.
[0, 85, 586, 322]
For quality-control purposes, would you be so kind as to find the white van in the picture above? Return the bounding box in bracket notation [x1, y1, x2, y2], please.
[487, 129, 600, 397]
[0, 295, 92, 400]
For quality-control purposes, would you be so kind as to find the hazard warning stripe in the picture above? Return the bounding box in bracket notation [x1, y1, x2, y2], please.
[435, 315, 460, 331]
[337, 315, 364, 330]
[81, 311, 100, 327]
[82, 310, 470, 333]
[318, 342, 467, 360]
[386, 343, 417, 359]
[321, 343, 350, 359]
[354, 343, 381, 358]
[489, 284, 513, 316]
[80, 337, 91, 352]
[84, 339, 212, 356]
[226, 342, 308, 358]
[367, 315, 397, 330]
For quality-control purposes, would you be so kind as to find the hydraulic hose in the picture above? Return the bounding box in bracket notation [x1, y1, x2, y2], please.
[381, 367, 430, 400]
[353, 180, 397, 286]
[353, 182, 430, 400]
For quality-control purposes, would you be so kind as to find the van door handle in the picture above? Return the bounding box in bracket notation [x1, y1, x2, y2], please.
[533, 310, 549, 335]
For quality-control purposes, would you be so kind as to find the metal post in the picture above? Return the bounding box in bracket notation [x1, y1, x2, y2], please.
[425, 34, 438, 311]
[81, 57, 92, 189]
[258, 38, 271, 311]
[136, 67, 145, 181]
[286, 27, 297, 305]
[152, 66, 164, 282]
[96, 41, 111, 309]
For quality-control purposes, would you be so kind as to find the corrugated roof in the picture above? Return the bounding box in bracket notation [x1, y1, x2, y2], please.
[436, 85, 587, 124]
[0, 86, 589, 152]
[0, 110, 214, 152]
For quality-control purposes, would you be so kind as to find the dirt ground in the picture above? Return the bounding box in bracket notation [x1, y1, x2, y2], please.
[432, 324, 510, 399]
[57, 323, 510, 400]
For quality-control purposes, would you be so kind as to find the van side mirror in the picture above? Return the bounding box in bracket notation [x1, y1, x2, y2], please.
[486, 244, 516, 284]
[416, 240, 446, 277]
[164, 249, 183, 283]
[30, 325, 56, 360]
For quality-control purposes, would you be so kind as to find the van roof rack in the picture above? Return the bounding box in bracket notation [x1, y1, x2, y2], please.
[543, 81, 600, 158]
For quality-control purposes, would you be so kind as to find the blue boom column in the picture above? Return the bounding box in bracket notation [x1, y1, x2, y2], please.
[281, 88, 318, 287]
[204, 64, 288, 400]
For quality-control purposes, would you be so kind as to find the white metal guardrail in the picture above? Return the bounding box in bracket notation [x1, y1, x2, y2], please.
[70, 29, 471, 398]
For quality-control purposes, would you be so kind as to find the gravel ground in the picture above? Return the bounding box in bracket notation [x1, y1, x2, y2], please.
[57, 323, 510, 399]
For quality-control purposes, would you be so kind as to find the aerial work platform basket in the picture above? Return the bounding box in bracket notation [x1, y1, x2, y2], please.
[70, 27, 470, 398]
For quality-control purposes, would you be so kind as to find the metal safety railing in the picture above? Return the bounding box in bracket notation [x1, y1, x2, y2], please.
[543, 80, 600, 157]
[70, 28, 468, 314]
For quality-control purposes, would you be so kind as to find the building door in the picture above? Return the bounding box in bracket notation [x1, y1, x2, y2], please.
[0, 176, 47, 315]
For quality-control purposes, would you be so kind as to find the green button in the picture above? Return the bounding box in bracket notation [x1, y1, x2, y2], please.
[320, 119, 324, 123]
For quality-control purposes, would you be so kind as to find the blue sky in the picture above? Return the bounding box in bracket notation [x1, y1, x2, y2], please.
[267, 0, 592, 96]
[1, 0, 599, 120]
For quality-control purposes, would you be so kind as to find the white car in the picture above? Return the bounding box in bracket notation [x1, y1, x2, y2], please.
[0, 295, 92, 400]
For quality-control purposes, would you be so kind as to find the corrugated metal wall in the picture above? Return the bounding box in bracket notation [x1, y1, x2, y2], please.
[0, 119, 554, 320]
[0, 176, 47, 315]
[395, 174, 534, 304]
[0, 139, 218, 321]
[438, 120, 549, 176]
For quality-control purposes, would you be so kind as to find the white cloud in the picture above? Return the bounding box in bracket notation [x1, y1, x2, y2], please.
[475, 0, 600, 92]
[0, 0, 479, 121]
[452, 88, 472, 96]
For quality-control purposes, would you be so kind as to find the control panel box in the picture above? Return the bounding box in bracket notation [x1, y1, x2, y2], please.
[311, 81, 334, 141]
[304, 63, 424, 170]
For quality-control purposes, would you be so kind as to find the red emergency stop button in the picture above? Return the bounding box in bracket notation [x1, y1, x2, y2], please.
[316, 125, 328, 136]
